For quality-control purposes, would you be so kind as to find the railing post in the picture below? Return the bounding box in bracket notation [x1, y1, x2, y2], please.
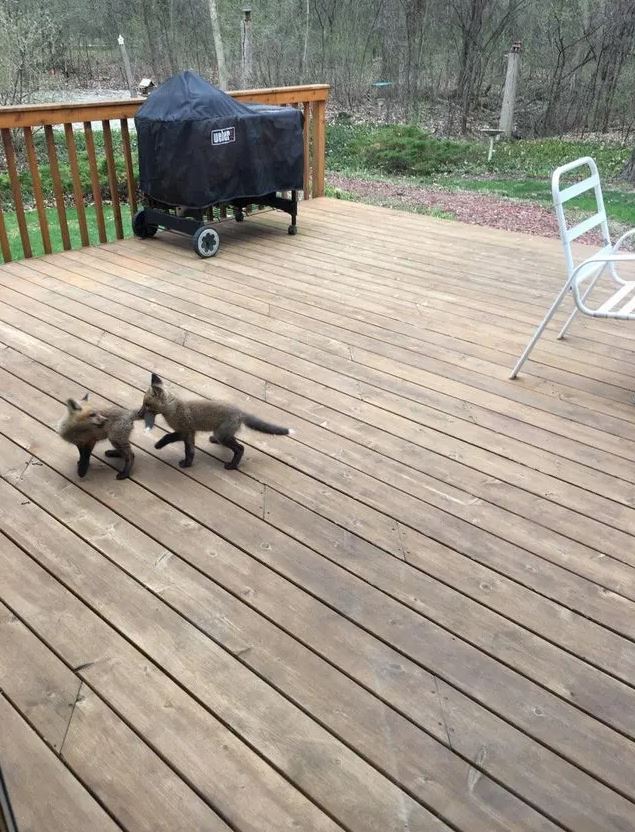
[302, 102, 311, 197]
[499, 41, 522, 138]
[0, 205, 11, 263]
[311, 99, 326, 198]
[118, 35, 136, 98]
[1, 129, 32, 258]
[23, 126, 52, 255]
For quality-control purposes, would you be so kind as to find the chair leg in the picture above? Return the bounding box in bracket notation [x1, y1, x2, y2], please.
[510, 279, 573, 379]
[557, 270, 603, 340]
[557, 307, 578, 340]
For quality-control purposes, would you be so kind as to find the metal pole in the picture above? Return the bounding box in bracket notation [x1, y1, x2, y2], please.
[117, 35, 135, 98]
[498, 41, 521, 138]
[241, 8, 253, 89]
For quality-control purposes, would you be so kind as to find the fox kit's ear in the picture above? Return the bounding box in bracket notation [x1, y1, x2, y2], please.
[150, 372, 163, 391]
[82, 392, 89, 401]
[66, 398, 81, 412]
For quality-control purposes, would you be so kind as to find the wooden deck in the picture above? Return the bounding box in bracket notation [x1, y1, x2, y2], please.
[0, 197, 634, 832]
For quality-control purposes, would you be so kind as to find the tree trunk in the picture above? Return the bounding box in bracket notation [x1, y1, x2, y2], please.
[403, 0, 427, 121]
[300, 0, 310, 80]
[141, 0, 161, 79]
[207, 0, 227, 88]
[455, 0, 487, 134]
[622, 147, 635, 184]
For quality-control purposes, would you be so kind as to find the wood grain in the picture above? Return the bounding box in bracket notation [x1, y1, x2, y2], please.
[0, 691, 120, 832]
[1, 198, 634, 832]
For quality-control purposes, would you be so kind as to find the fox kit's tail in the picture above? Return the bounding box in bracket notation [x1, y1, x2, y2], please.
[243, 414, 293, 435]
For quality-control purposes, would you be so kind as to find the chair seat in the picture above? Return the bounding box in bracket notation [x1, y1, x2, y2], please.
[594, 281, 635, 318]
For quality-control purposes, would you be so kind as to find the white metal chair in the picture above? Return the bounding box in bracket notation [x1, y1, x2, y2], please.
[510, 156, 635, 379]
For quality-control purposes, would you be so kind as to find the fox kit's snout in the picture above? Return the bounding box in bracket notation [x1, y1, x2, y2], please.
[140, 372, 293, 470]
[58, 393, 139, 480]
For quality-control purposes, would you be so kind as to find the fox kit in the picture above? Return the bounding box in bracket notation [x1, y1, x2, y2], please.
[58, 394, 137, 480]
[139, 373, 293, 470]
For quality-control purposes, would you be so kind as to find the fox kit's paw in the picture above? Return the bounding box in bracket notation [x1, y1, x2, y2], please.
[179, 458, 193, 468]
[105, 449, 122, 458]
[209, 436, 218, 444]
[116, 471, 131, 480]
[224, 461, 240, 470]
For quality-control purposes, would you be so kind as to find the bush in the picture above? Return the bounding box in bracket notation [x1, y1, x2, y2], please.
[354, 125, 477, 176]
[326, 123, 379, 171]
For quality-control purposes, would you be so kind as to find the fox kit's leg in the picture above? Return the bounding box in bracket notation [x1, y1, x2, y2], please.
[77, 442, 95, 478]
[155, 431, 183, 450]
[105, 446, 122, 458]
[111, 442, 134, 480]
[213, 427, 244, 470]
[179, 432, 195, 468]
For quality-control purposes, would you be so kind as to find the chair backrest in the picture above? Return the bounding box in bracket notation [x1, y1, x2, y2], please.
[551, 156, 612, 278]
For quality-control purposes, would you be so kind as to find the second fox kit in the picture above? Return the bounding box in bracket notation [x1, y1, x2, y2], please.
[58, 394, 137, 479]
[139, 373, 293, 470]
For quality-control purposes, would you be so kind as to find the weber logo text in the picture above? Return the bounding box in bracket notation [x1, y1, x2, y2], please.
[212, 127, 236, 146]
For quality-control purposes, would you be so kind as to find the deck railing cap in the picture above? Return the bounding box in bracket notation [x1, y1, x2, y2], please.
[0, 83, 330, 128]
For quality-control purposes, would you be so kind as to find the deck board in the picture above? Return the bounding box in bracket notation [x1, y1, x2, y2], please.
[1, 197, 634, 832]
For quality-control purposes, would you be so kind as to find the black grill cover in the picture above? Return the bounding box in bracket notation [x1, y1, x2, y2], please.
[135, 71, 304, 208]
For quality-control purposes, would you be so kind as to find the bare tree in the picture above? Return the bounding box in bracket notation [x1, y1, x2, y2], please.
[0, 0, 633, 139]
[207, 0, 227, 87]
[400, 0, 427, 119]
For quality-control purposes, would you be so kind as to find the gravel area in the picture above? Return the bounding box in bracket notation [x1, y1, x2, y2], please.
[327, 173, 616, 245]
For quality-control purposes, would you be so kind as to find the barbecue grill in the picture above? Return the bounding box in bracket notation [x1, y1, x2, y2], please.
[132, 71, 304, 257]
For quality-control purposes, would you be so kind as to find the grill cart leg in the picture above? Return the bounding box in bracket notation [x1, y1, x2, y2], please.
[288, 190, 298, 235]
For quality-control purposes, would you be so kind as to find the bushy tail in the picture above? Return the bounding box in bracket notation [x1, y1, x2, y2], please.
[243, 414, 292, 435]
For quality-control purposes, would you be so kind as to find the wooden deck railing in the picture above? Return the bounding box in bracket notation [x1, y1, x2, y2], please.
[0, 83, 329, 263]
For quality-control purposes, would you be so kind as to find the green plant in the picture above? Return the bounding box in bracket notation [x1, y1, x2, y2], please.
[326, 123, 632, 182]
[353, 125, 477, 176]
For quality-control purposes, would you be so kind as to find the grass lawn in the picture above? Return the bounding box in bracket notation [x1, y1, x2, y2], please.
[4, 203, 132, 260]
